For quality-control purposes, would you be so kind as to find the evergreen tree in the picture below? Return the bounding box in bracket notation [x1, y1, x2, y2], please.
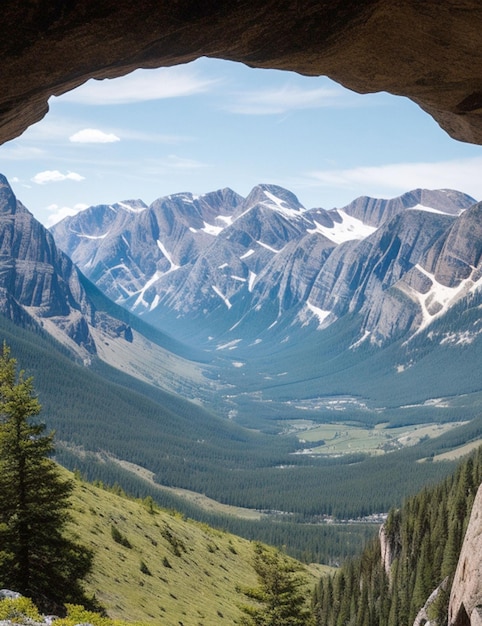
[239, 542, 314, 625]
[313, 447, 482, 626]
[0, 343, 92, 610]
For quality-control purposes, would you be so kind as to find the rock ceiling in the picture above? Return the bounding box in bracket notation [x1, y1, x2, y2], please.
[2, 1, 482, 147]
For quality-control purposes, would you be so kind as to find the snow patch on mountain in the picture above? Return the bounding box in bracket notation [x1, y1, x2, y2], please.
[156, 240, 180, 272]
[407, 264, 482, 332]
[257, 240, 284, 253]
[305, 301, 331, 327]
[439, 329, 482, 346]
[350, 330, 372, 350]
[216, 214, 233, 226]
[262, 190, 305, 219]
[150, 294, 160, 311]
[409, 203, 449, 215]
[307, 210, 377, 244]
[134, 271, 163, 309]
[216, 339, 241, 350]
[77, 231, 109, 240]
[248, 271, 257, 292]
[116, 201, 147, 213]
[203, 221, 224, 236]
[212, 285, 232, 309]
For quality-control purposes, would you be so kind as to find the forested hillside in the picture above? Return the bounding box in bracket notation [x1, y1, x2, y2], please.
[313, 447, 482, 626]
[0, 311, 460, 563]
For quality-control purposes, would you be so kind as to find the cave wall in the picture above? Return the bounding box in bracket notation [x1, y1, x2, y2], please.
[2, 1, 482, 146]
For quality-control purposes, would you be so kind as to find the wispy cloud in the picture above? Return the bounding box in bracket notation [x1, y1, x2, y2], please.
[223, 84, 359, 115]
[143, 155, 209, 176]
[306, 157, 482, 201]
[0, 145, 47, 160]
[118, 129, 193, 144]
[45, 203, 89, 226]
[32, 170, 85, 185]
[69, 128, 120, 144]
[161, 155, 207, 170]
[57, 66, 220, 105]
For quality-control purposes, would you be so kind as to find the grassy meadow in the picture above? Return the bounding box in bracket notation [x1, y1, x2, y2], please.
[66, 470, 323, 625]
[293, 420, 468, 456]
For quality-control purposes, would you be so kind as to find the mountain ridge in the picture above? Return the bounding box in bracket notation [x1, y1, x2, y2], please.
[50, 183, 477, 352]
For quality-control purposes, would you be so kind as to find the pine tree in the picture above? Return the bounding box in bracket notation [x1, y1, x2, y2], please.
[0, 343, 92, 611]
[239, 543, 314, 625]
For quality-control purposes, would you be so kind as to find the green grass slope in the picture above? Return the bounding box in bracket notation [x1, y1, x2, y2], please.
[67, 470, 320, 625]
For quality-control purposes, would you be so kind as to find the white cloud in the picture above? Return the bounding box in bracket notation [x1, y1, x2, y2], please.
[56, 66, 219, 105]
[224, 84, 357, 115]
[69, 128, 120, 144]
[306, 156, 482, 202]
[45, 203, 89, 226]
[32, 170, 85, 185]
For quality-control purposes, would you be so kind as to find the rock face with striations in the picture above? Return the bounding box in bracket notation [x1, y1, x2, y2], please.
[0, 174, 151, 363]
[449, 483, 482, 626]
[0, 175, 96, 353]
[2, 2, 482, 149]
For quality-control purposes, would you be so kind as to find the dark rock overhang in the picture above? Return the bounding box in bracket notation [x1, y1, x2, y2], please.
[2, 1, 482, 146]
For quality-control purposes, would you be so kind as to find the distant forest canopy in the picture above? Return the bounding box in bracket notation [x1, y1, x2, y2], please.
[313, 445, 482, 625]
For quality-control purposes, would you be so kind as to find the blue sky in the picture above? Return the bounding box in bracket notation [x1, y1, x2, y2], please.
[1, 56, 481, 226]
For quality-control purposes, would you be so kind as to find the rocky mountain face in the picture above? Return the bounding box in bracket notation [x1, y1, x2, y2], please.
[0, 175, 98, 356]
[51, 183, 477, 351]
[449, 482, 482, 626]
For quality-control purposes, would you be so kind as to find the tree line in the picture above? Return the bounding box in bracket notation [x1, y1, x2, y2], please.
[313, 445, 482, 625]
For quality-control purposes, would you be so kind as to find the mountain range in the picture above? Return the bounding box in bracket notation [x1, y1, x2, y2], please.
[47, 181, 482, 421]
[50, 183, 477, 353]
[3, 170, 482, 422]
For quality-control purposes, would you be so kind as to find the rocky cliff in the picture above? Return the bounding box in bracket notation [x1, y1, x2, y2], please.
[449, 483, 482, 626]
[0, 175, 96, 355]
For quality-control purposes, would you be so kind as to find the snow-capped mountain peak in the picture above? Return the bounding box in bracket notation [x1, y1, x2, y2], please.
[50, 184, 478, 351]
[114, 199, 148, 213]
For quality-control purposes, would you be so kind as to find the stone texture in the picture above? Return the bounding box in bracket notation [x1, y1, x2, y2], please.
[2, 1, 482, 146]
[449, 484, 482, 626]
